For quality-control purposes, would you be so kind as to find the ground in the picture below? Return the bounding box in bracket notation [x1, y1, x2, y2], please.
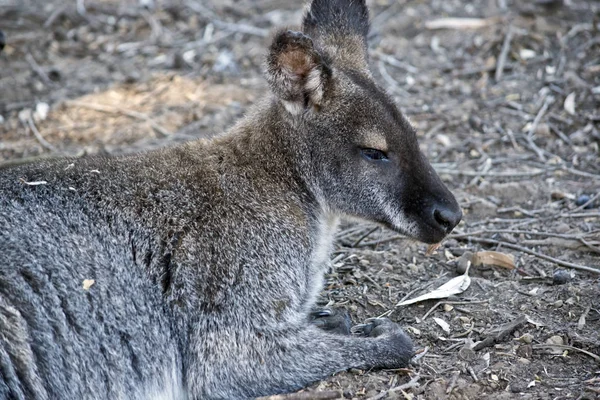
[1, 0, 599, 399]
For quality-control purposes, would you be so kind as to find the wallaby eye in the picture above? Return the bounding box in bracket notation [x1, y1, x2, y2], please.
[360, 148, 389, 162]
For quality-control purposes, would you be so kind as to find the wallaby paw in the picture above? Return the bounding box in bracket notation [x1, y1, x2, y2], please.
[352, 317, 414, 368]
[309, 307, 352, 335]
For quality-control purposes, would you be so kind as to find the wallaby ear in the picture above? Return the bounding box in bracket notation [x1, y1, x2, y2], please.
[302, 0, 370, 70]
[266, 29, 331, 115]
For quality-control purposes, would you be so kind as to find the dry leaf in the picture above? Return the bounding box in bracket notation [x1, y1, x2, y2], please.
[433, 317, 451, 333]
[82, 279, 95, 290]
[426, 242, 441, 256]
[564, 92, 576, 116]
[472, 251, 515, 269]
[397, 266, 471, 306]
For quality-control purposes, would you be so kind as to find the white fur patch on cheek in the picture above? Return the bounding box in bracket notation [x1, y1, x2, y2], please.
[378, 195, 417, 236]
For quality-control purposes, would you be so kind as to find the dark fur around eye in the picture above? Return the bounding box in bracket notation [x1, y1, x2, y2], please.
[360, 148, 389, 162]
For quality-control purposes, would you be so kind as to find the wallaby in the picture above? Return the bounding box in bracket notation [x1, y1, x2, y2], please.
[0, 0, 462, 399]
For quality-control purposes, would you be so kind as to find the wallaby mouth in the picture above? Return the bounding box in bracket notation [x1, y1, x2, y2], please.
[397, 164, 463, 244]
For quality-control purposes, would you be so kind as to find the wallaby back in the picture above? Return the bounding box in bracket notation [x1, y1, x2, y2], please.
[0, 1, 461, 399]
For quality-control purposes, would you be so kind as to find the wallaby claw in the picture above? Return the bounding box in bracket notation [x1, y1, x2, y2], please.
[309, 307, 352, 335]
[351, 317, 399, 337]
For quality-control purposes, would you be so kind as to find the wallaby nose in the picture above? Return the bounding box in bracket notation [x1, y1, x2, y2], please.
[432, 206, 462, 234]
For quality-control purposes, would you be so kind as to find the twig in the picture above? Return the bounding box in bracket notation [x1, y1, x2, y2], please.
[446, 371, 461, 395]
[532, 344, 600, 362]
[450, 229, 598, 240]
[43, 3, 68, 28]
[525, 96, 554, 162]
[473, 316, 527, 351]
[570, 192, 600, 213]
[26, 116, 58, 153]
[434, 169, 545, 178]
[365, 374, 421, 400]
[455, 237, 600, 274]
[0, 155, 62, 170]
[212, 20, 269, 37]
[358, 234, 406, 247]
[373, 50, 419, 74]
[257, 391, 342, 400]
[25, 53, 53, 86]
[352, 226, 379, 247]
[422, 300, 490, 321]
[377, 60, 409, 97]
[495, 25, 513, 82]
[65, 100, 172, 137]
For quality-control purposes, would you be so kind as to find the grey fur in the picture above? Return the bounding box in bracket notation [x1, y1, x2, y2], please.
[0, 1, 461, 399]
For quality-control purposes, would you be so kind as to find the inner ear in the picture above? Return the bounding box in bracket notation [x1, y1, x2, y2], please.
[266, 30, 331, 114]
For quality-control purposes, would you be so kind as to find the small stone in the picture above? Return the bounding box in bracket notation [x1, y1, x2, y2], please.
[553, 299, 563, 308]
[468, 115, 484, 133]
[575, 194, 590, 206]
[172, 52, 186, 69]
[458, 346, 477, 362]
[34, 102, 50, 122]
[510, 381, 528, 393]
[546, 335, 564, 346]
[48, 68, 62, 82]
[552, 269, 572, 285]
[517, 333, 533, 344]
[516, 344, 533, 358]
[554, 223, 571, 233]
[443, 304, 454, 312]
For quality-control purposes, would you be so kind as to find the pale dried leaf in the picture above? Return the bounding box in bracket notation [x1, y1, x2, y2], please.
[82, 279, 95, 290]
[433, 317, 451, 333]
[564, 92, 576, 115]
[472, 251, 515, 269]
[425, 17, 499, 30]
[19, 178, 47, 186]
[397, 269, 471, 306]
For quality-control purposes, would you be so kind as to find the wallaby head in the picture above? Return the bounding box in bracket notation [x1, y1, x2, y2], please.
[265, 0, 462, 244]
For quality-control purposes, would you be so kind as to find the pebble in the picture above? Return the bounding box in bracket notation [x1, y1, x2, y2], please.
[575, 194, 596, 209]
[517, 333, 533, 344]
[552, 269, 572, 285]
[546, 335, 564, 346]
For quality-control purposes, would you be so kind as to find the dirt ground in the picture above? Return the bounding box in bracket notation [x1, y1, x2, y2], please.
[1, 0, 599, 399]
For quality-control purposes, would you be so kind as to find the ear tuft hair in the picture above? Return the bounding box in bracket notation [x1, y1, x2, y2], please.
[303, 0, 369, 42]
[301, 0, 370, 70]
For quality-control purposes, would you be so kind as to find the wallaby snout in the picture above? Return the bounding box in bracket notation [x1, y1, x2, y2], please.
[401, 156, 462, 243]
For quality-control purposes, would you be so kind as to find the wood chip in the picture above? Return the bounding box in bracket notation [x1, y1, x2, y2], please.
[426, 242, 441, 255]
[564, 92, 576, 116]
[471, 251, 515, 269]
[82, 279, 95, 290]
